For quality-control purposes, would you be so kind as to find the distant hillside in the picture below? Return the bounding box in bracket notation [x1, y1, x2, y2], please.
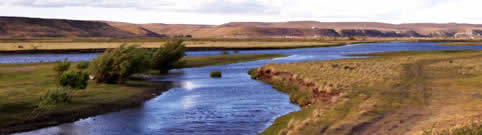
[140, 21, 482, 38]
[0, 17, 152, 38]
[102, 21, 167, 38]
[0, 16, 481, 38]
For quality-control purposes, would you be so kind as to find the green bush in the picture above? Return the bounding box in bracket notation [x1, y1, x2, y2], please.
[53, 58, 71, 79]
[90, 44, 152, 84]
[233, 50, 240, 54]
[76, 61, 90, 70]
[248, 68, 258, 79]
[40, 87, 73, 105]
[153, 39, 186, 73]
[58, 71, 89, 89]
[221, 51, 230, 55]
[210, 71, 222, 78]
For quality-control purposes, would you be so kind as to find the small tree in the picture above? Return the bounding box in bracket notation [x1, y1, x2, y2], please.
[210, 71, 222, 78]
[221, 51, 229, 55]
[90, 44, 152, 84]
[76, 61, 90, 70]
[153, 39, 186, 73]
[53, 58, 71, 80]
[58, 71, 89, 89]
[39, 87, 73, 107]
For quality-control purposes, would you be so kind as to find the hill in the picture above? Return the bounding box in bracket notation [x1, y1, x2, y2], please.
[102, 21, 167, 38]
[141, 21, 482, 38]
[0, 17, 145, 38]
[0, 16, 481, 38]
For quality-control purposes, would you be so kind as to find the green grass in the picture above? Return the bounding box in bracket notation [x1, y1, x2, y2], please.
[0, 53, 286, 133]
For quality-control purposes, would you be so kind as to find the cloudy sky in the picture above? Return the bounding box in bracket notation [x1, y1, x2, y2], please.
[0, 0, 480, 24]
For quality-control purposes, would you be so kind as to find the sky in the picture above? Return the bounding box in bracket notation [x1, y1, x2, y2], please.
[0, 0, 481, 24]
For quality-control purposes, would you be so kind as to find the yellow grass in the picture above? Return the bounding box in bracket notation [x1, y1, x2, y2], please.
[0, 41, 375, 51]
[256, 50, 482, 135]
[439, 42, 482, 46]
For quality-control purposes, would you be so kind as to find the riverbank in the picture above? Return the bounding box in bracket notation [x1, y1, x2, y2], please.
[438, 41, 482, 46]
[250, 50, 482, 135]
[0, 54, 287, 134]
[0, 40, 366, 54]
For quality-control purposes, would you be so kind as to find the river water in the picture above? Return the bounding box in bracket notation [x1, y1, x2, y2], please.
[9, 42, 482, 135]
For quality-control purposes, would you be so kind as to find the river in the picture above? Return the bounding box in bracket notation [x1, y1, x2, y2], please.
[8, 42, 482, 135]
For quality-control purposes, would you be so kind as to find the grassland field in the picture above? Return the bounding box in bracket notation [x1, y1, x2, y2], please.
[0, 38, 480, 52]
[438, 42, 482, 46]
[0, 53, 287, 134]
[251, 50, 482, 135]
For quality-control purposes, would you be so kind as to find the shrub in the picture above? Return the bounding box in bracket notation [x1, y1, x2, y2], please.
[40, 87, 73, 105]
[348, 36, 356, 40]
[248, 68, 258, 79]
[58, 71, 89, 89]
[90, 44, 152, 84]
[210, 71, 222, 78]
[153, 39, 186, 73]
[76, 61, 90, 70]
[221, 51, 230, 55]
[234, 50, 240, 54]
[53, 58, 71, 79]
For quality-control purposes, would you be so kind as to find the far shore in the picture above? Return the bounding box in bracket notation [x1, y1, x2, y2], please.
[1, 38, 480, 54]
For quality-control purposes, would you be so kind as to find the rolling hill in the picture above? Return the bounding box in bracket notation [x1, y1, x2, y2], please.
[0, 16, 142, 38]
[1, 16, 481, 38]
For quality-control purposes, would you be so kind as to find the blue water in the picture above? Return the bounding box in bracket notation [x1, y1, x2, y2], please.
[10, 42, 482, 135]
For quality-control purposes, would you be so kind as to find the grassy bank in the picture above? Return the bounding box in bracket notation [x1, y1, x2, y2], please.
[252, 50, 482, 135]
[0, 53, 286, 134]
[0, 40, 377, 53]
[438, 42, 482, 46]
[2, 37, 480, 53]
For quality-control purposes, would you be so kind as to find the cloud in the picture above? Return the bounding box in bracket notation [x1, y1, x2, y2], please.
[7, 0, 170, 9]
[0, 0, 481, 24]
[189, 0, 278, 15]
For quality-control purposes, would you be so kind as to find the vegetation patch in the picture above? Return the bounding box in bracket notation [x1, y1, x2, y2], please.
[58, 71, 89, 89]
[210, 71, 222, 78]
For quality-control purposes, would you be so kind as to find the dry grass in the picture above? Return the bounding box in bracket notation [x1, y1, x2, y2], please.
[1, 38, 479, 51]
[439, 42, 482, 46]
[257, 50, 482, 135]
[0, 41, 356, 51]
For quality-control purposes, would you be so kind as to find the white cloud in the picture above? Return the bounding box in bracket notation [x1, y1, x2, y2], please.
[0, 0, 481, 24]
